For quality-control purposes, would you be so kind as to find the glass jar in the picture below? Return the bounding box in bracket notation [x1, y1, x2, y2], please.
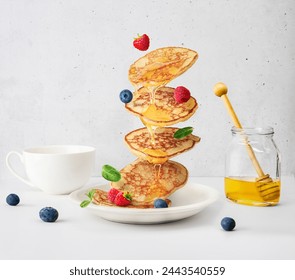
[225, 126, 281, 206]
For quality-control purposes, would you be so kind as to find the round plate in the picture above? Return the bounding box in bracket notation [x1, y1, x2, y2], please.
[69, 183, 219, 224]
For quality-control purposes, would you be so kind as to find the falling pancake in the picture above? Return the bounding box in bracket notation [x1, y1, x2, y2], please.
[110, 159, 188, 207]
[125, 86, 198, 127]
[92, 189, 171, 209]
[129, 47, 198, 89]
[125, 127, 201, 164]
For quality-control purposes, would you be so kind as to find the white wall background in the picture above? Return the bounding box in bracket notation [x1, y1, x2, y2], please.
[0, 0, 294, 180]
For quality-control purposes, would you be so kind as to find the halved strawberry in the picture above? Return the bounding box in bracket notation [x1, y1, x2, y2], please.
[114, 191, 132, 206]
[133, 34, 150, 51]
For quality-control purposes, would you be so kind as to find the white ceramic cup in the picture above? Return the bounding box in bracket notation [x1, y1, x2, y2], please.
[6, 145, 96, 195]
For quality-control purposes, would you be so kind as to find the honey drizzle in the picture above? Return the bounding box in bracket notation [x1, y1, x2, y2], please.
[141, 119, 156, 145]
[130, 49, 192, 195]
[149, 86, 157, 105]
[153, 163, 162, 180]
[142, 85, 167, 145]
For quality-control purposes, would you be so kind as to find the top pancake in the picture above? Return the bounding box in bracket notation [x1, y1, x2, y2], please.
[125, 86, 198, 127]
[129, 47, 198, 89]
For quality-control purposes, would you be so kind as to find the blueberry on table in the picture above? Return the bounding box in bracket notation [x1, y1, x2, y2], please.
[221, 217, 236, 231]
[39, 207, 59, 223]
[120, 89, 133, 103]
[154, 198, 168, 208]
[6, 193, 20, 206]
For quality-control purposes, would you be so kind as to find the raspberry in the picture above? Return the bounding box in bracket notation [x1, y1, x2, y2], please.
[108, 188, 120, 203]
[174, 86, 191, 103]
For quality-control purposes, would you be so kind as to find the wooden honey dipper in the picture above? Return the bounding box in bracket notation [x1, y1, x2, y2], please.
[213, 82, 280, 201]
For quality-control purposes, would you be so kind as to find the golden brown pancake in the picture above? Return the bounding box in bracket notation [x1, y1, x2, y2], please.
[129, 47, 198, 89]
[92, 189, 171, 208]
[125, 86, 198, 127]
[110, 159, 188, 207]
[125, 127, 200, 164]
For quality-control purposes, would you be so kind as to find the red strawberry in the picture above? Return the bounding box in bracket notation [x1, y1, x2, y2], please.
[107, 188, 120, 203]
[174, 86, 191, 103]
[114, 191, 132, 206]
[133, 34, 150, 51]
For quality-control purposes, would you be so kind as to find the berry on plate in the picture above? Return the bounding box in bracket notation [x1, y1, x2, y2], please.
[6, 193, 20, 206]
[108, 188, 120, 203]
[119, 89, 133, 103]
[221, 217, 236, 231]
[114, 191, 132, 206]
[154, 198, 168, 208]
[39, 207, 59, 223]
[133, 34, 150, 51]
[174, 86, 191, 103]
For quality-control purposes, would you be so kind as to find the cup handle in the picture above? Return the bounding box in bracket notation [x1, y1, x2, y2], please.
[6, 151, 35, 187]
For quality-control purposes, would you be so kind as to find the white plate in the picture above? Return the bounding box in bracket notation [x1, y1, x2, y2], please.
[69, 183, 219, 224]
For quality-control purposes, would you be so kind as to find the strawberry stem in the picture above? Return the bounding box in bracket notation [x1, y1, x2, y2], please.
[134, 33, 142, 40]
[124, 192, 132, 201]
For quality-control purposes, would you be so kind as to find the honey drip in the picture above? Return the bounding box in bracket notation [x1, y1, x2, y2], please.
[146, 163, 167, 199]
[141, 80, 175, 147]
[149, 85, 159, 105]
[154, 164, 162, 179]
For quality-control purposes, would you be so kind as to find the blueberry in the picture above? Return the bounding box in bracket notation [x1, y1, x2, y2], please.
[154, 198, 168, 208]
[120, 89, 133, 103]
[39, 207, 59, 223]
[221, 217, 236, 231]
[6, 193, 20, 206]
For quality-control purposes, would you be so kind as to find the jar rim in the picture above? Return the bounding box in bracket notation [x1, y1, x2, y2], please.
[231, 126, 274, 135]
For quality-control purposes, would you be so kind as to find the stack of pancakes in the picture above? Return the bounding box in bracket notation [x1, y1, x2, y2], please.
[94, 47, 200, 208]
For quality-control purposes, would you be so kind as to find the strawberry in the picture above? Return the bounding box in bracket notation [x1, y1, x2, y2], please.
[133, 34, 150, 51]
[174, 86, 191, 103]
[107, 188, 120, 203]
[114, 191, 132, 206]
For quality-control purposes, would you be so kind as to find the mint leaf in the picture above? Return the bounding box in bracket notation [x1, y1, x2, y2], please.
[80, 200, 91, 208]
[80, 189, 96, 208]
[87, 189, 96, 200]
[102, 165, 121, 182]
[173, 127, 194, 139]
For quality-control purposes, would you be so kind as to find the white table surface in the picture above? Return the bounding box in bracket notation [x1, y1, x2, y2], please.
[0, 176, 294, 260]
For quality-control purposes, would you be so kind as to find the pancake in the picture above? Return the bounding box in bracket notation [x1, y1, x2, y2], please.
[110, 159, 188, 207]
[125, 86, 198, 127]
[129, 47, 198, 89]
[92, 189, 171, 208]
[125, 127, 200, 164]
